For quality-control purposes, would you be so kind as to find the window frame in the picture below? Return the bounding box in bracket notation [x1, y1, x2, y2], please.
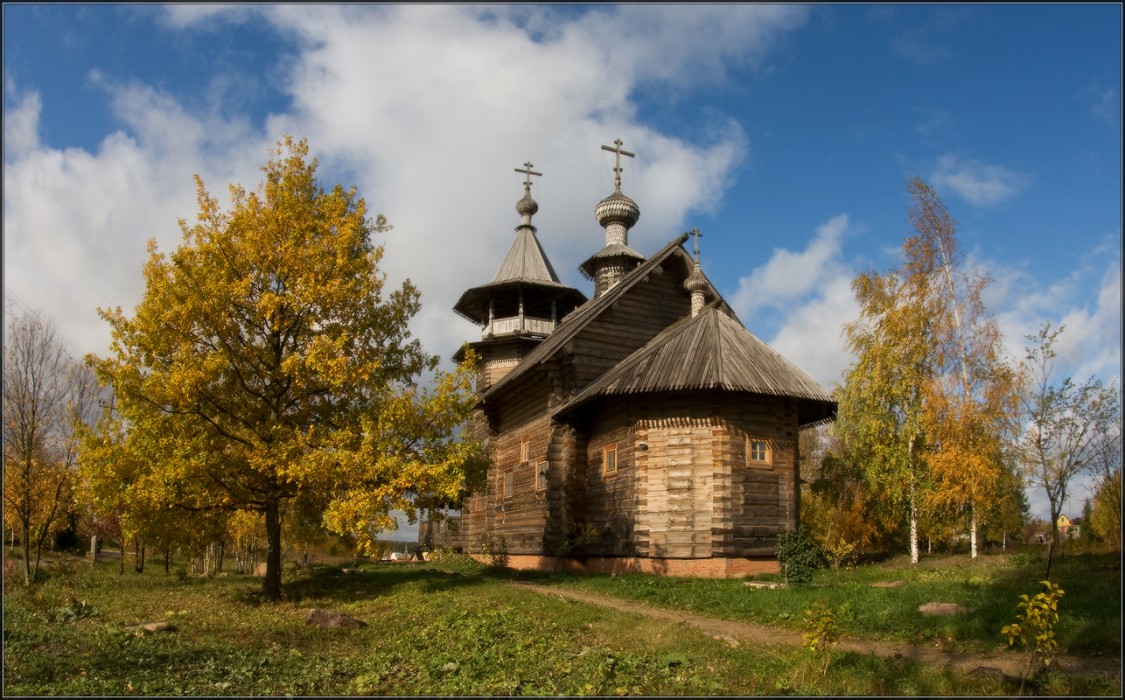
[536, 460, 549, 491]
[603, 444, 618, 476]
[520, 438, 531, 463]
[504, 470, 514, 498]
[746, 438, 772, 467]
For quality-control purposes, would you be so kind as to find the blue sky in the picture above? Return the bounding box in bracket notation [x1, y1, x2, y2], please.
[4, 4, 1121, 528]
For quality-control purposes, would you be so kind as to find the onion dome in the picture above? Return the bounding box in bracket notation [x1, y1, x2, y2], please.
[516, 187, 539, 220]
[684, 264, 708, 293]
[594, 189, 640, 229]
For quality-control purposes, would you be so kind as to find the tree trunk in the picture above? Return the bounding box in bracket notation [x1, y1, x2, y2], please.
[134, 539, 145, 573]
[910, 502, 920, 563]
[32, 523, 45, 582]
[119, 539, 125, 575]
[1049, 504, 1062, 552]
[164, 548, 171, 574]
[909, 485, 920, 564]
[970, 502, 978, 558]
[217, 540, 225, 573]
[263, 498, 283, 600]
[21, 519, 32, 585]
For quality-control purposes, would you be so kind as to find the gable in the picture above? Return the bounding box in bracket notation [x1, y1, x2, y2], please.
[480, 233, 726, 404]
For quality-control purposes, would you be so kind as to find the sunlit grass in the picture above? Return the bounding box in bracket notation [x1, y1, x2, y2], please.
[2, 550, 1119, 696]
[523, 548, 1121, 656]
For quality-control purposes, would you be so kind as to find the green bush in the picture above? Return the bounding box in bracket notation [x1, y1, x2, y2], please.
[776, 528, 824, 586]
[1008, 551, 1045, 568]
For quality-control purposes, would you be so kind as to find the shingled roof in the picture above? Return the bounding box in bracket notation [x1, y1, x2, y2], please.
[492, 226, 563, 284]
[480, 232, 718, 401]
[453, 227, 586, 325]
[553, 303, 837, 427]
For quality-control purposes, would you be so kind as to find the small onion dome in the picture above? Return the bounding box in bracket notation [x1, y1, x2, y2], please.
[516, 188, 539, 218]
[684, 264, 708, 294]
[594, 189, 640, 229]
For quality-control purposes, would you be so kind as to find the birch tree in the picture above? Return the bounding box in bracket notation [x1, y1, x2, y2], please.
[81, 136, 485, 600]
[839, 266, 932, 563]
[1019, 323, 1120, 548]
[905, 177, 1020, 558]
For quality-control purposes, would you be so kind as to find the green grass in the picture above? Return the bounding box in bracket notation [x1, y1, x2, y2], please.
[513, 549, 1122, 657]
[2, 550, 1120, 696]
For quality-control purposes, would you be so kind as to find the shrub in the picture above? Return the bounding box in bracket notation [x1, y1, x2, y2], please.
[1001, 579, 1066, 694]
[776, 527, 824, 586]
[1008, 551, 1044, 568]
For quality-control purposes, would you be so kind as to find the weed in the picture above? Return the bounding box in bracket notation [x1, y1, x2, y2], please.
[801, 598, 840, 674]
[480, 534, 509, 569]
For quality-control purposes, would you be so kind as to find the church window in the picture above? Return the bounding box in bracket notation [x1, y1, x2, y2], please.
[504, 471, 514, 498]
[747, 439, 771, 466]
[521, 438, 531, 462]
[603, 445, 618, 475]
[536, 460, 548, 491]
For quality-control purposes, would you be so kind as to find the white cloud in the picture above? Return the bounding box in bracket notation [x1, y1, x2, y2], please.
[2, 90, 41, 160]
[930, 154, 1032, 207]
[731, 214, 850, 318]
[728, 214, 858, 389]
[985, 239, 1122, 389]
[3, 4, 807, 369]
[765, 272, 860, 390]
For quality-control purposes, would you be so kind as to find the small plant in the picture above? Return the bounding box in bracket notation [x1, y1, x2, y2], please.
[776, 527, 823, 586]
[480, 534, 509, 569]
[1001, 579, 1066, 694]
[47, 597, 97, 623]
[801, 598, 840, 675]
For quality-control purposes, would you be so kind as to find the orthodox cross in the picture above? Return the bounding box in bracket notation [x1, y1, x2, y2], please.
[688, 227, 703, 262]
[514, 161, 542, 188]
[600, 138, 635, 190]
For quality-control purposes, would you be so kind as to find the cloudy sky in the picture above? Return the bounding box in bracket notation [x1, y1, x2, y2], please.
[4, 4, 1121, 525]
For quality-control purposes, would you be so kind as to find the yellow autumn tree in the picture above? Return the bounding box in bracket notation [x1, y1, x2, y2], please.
[906, 177, 1021, 558]
[81, 136, 485, 599]
[838, 260, 933, 564]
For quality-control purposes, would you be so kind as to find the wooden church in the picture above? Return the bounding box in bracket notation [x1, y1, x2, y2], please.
[451, 141, 837, 577]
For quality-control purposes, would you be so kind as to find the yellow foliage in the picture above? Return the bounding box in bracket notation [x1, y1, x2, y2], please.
[80, 137, 484, 593]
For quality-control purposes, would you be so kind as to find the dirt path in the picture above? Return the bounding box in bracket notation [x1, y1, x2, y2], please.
[512, 582, 1121, 680]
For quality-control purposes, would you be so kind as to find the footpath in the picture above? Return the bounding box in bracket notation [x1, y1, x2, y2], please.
[512, 582, 1121, 681]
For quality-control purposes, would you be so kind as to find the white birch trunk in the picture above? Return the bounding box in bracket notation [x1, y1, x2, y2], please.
[970, 503, 978, 558]
[909, 496, 920, 564]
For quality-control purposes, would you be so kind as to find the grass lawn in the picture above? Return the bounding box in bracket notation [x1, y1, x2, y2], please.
[2, 548, 1120, 696]
[516, 548, 1122, 657]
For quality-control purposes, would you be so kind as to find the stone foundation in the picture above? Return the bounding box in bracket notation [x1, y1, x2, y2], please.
[472, 554, 779, 578]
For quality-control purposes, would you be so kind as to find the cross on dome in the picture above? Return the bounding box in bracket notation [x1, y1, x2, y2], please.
[601, 138, 635, 191]
[688, 227, 704, 262]
[514, 161, 542, 188]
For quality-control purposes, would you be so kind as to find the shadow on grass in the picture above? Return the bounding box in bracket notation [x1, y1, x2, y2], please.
[277, 563, 490, 605]
[935, 551, 1121, 656]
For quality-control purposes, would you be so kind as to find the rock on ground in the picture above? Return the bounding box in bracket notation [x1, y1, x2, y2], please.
[918, 602, 974, 616]
[305, 609, 367, 629]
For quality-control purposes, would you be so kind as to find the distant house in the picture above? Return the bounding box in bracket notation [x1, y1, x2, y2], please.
[1057, 514, 1076, 539]
[451, 144, 837, 577]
